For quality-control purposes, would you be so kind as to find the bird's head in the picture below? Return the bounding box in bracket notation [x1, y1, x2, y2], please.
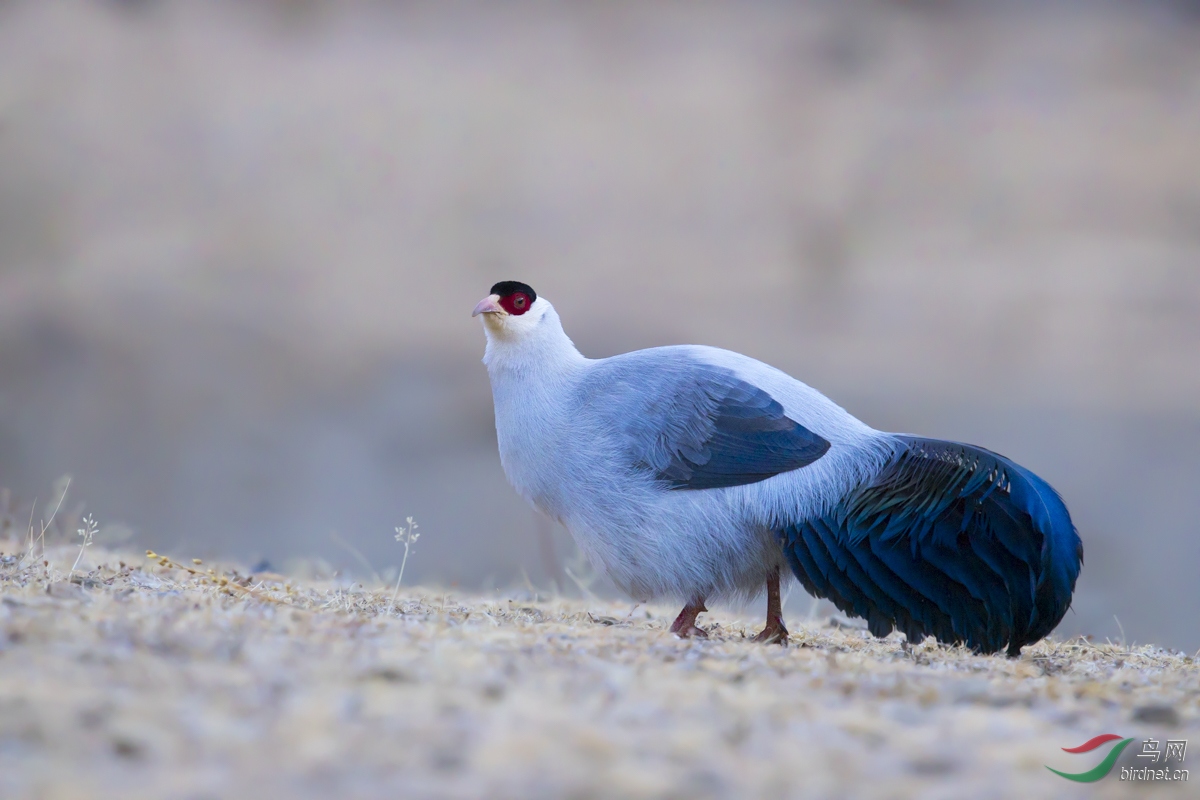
[472, 281, 547, 340]
[473, 281, 582, 370]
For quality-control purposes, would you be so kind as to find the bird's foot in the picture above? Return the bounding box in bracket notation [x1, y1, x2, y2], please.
[673, 624, 709, 640]
[669, 601, 708, 640]
[751, 618, 789, 646]
[753, 569, 789, 646]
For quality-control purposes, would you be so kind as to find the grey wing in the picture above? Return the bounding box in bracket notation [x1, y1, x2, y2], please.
[599, 358, 831, 490]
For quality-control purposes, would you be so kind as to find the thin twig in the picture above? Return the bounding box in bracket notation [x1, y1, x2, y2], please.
[518, 564, 539, 600]
[42, 474, 70, 537]
[145, 550, 292, 606]
[330, 530, 383, 585]
[70, 514, 97, 575]
[389, 517, 420, 614]
[563, 566, 597, 601]
[25, 497, 37, 560]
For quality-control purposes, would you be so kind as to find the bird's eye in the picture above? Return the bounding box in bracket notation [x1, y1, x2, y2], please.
[497, 290, 532, 315]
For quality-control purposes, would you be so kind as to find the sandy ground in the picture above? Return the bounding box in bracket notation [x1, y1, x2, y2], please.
[0, 542, 1195, 799]
[3, 0, 1200, 653]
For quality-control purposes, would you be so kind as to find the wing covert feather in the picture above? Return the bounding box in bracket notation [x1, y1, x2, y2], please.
[579, 355, 830, 491]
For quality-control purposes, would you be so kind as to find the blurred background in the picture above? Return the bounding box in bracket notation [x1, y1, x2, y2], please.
[1, 0, 1197, 651]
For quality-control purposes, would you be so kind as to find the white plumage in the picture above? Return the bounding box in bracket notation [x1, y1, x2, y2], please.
[475, 282, 1082, 653]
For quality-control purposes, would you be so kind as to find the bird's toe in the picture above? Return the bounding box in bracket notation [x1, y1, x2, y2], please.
[673, 624, 709, 640]
[751, 623, 789, 646]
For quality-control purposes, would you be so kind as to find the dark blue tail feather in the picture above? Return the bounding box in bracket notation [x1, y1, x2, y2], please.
[781, 436, 1083, 656]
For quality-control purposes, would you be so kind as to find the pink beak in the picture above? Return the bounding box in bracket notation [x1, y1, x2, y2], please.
[472, 295, 504, 317]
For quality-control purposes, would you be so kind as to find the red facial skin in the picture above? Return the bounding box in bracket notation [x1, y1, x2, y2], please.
[498, 292, 532, 315]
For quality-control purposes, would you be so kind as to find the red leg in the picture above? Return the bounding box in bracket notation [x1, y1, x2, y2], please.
[752, 568, 789, 645]
[669, 600, 709, 639]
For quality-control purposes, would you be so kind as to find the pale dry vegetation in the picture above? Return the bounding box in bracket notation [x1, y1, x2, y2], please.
[0, 537, 1196, 800]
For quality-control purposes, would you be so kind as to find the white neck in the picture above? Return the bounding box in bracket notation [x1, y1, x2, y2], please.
[479, 298, 587, 516]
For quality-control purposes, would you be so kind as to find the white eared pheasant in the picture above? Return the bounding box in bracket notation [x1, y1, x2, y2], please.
[474, 281, 1082, 655]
